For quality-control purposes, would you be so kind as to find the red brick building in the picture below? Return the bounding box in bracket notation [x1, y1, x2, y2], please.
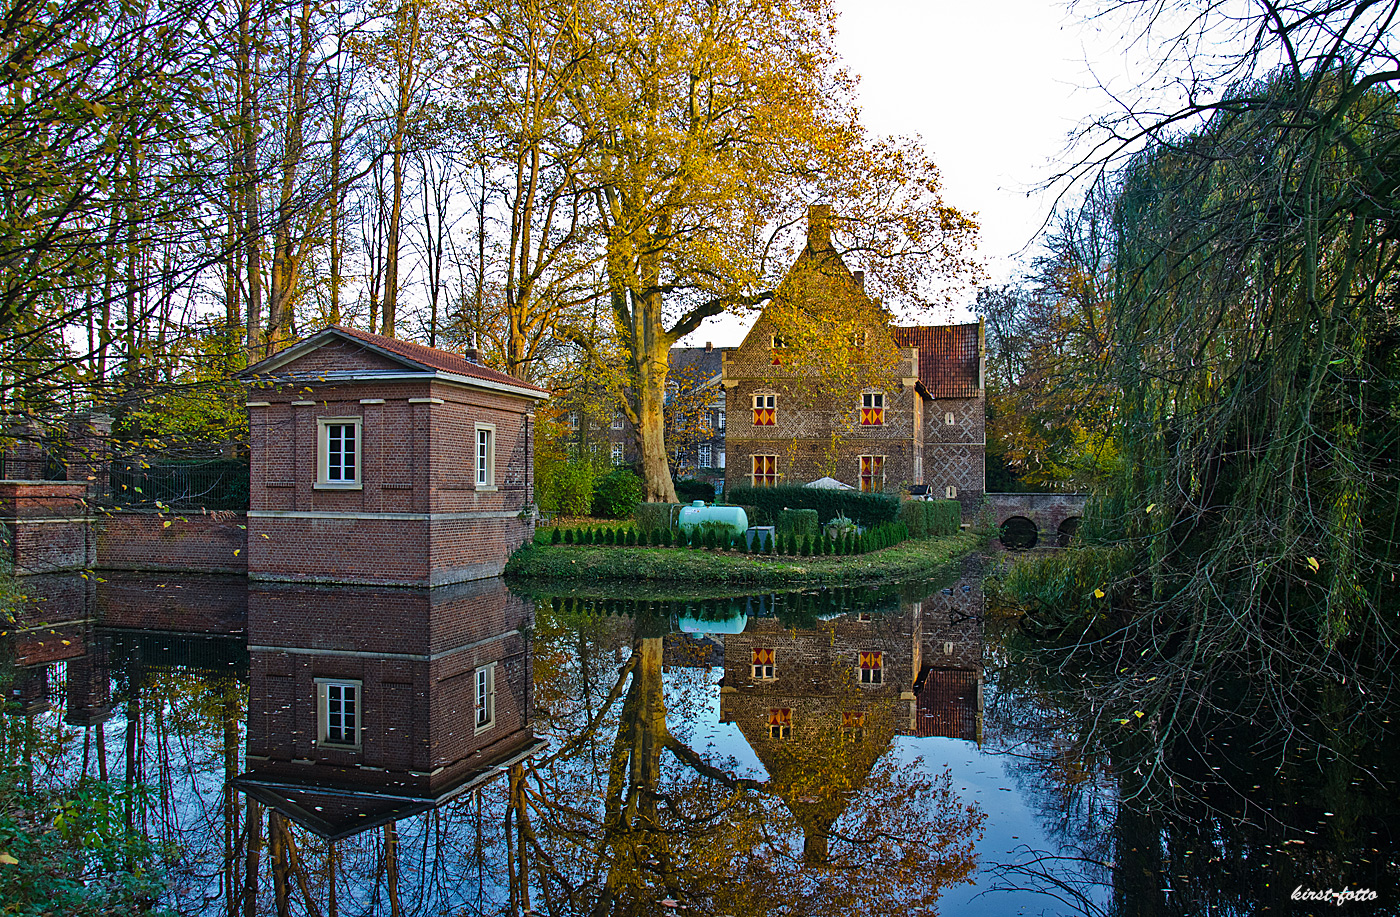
[722, 205, 986, 510]
[241, 326, 548, 586]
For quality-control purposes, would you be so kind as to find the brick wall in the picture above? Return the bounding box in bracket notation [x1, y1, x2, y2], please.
[247, 375, 537, 584]
[0, 481, 93, 573]
[95, 511, 248, 574]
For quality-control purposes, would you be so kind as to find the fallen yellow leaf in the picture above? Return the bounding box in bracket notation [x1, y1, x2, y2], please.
[1134, 710, 1145, 718]
[1306, 556, 1320, 572]
[1094, 588, 1105, 599]
[0, 852, 17, 865]
[1146, 503, 1156, 513]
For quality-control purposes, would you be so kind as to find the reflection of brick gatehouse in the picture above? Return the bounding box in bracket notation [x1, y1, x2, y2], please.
[235, 578, 544, 839]
[721, 205, 986, 511]
[241, 326, 549, 586]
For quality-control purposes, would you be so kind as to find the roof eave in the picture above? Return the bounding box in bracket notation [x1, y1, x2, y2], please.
[245, 369, 550, 401]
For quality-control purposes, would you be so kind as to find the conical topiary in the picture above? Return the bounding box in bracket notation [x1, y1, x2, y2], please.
[564, 528, 574, 545]
[800, 535, 811, 556]
[551, 528, 562, 545]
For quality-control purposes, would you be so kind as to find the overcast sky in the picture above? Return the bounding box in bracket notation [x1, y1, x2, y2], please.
[682, 0, 1120, 346]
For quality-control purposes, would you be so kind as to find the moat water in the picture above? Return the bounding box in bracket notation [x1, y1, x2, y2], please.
[2, 559, 1396, 915]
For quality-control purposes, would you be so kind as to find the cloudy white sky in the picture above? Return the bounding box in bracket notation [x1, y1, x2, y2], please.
[682, 0, 1124, 345]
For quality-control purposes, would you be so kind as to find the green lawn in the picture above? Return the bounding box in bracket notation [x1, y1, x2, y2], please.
[506, 531, 980, 587]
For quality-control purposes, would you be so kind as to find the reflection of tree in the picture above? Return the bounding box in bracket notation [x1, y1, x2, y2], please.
[984, 613, 1400, 917]
[514, 615, 985, 916]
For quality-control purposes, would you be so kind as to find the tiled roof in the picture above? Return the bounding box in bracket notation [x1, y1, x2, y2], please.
[269, 325, 549, 394]
[668, 346, 727, 382]
[914, 668, 980, 741]
[892, 323, 981, 398]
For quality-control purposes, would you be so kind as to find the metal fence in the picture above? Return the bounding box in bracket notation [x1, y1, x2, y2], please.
[99, 459, 250, 511]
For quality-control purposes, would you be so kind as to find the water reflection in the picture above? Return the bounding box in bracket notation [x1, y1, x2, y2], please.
[13, 561, 1392, 914]
[234, 579, 545, 840]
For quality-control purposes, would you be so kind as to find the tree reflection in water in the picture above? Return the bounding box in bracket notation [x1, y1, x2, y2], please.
[982, 593, 1400, 917]
[2, 572, 987, 915]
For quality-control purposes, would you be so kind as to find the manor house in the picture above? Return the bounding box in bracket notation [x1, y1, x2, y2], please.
[720, 205, 986, 511]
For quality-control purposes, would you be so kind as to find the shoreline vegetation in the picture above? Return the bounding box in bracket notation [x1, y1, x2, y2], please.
[505, 531, 981, 587]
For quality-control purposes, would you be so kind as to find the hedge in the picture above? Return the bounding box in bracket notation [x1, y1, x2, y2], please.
[727, 485, 899, 527]
[634, 502, 683, 533]
[674, 479, 716, 503]
[777, 508, 818, 540]
[898, 499, 962, 537]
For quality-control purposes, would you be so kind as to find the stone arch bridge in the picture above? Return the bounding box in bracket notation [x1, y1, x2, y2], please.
[984, 492, 1088, 549]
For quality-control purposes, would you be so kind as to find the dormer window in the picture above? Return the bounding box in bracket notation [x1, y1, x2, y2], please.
[861, 392, 884, 426]
[768, 707, 792, 739]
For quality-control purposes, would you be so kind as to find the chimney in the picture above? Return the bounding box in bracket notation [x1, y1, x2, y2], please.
[852, 270, 864, 290]
[807, 203, 832, 250]
[705, 341, 713, 352]
[464, 332, 479, 363]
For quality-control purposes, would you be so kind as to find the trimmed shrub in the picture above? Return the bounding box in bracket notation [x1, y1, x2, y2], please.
[637, 528, 649, 546]
[728, 484, 899, 526]
[564, 529, 575, 545]
[593, 467, 645, 518]
[674, 478, 716, 503]
[777, 508, 819, 540]
[602, 528, 613, 546]
[800, 535, 812, 557]
[551, 528, 562, 545]
[898, 500, 928, 538]
[661, 528, 673, 547]
[762, 532, 773, 553]
[634, 502, 681, 534]
[926, 499, 962, 535]
[626, 529, 637, 546]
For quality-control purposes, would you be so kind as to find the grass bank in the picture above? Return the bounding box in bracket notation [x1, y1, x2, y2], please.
[505, 531, 981, 587]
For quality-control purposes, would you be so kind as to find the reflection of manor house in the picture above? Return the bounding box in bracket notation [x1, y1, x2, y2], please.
[718, 577, 984, 862]
[721, 205, 986, 510]
[234, 579, 543, 839]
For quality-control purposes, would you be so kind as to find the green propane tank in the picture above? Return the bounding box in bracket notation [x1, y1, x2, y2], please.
[677, 500, 748, 538]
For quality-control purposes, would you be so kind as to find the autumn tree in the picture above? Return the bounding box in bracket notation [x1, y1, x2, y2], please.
[560, 0, 979, 502]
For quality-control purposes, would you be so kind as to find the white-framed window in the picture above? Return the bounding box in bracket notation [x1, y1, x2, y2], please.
[474, 664, 496, 732]
[315, 678, 362, 749]
[859, 651, 883, 685]
[859, 455, 885, 493]
[945, 411, 956, 426]
[718, 449, 726, 470]
[611, 413, 625, 430]
[752, 454, 780, 487]
[717, 410, 725, 431]
[767, 707, 791, 739]
[317, 418, 362, 489]
[752, 393, 776, 426]
[751, 647, 776, 680]
[611, 442, 624, 464]
[842, 710, 865, 741]
[698, 443, 712, 468]
[946, 485, 958, 499]
[770, 332, 787, 350]
[861, 392, 884, 426]
[475, 423, 496, 488]
[568, 412, 578, 428]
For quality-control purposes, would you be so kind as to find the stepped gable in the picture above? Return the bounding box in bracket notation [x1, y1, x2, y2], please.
[892, 323, 980, 398]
